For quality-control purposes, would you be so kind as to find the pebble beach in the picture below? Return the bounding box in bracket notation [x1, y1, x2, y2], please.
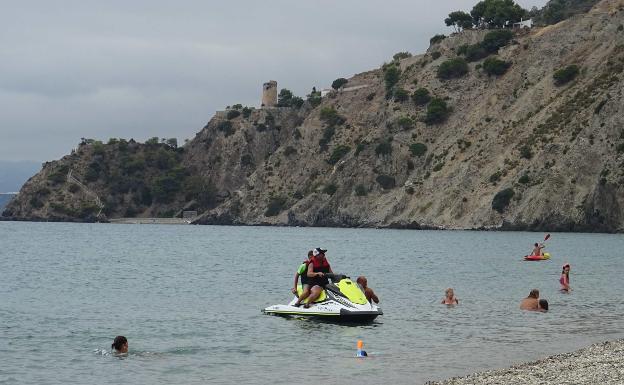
[427, 339, 624, 385]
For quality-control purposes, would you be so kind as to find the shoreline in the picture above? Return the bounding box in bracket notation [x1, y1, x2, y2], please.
[1, 217, 622, 234]
[425, 339, 624, 385]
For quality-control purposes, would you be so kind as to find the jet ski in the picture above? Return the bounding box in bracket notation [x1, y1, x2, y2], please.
[262, 274, 382, 323]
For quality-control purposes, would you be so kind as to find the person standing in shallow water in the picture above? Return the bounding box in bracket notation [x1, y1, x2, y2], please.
[112, 336, 128, 354]
[560, 263, 572, 292]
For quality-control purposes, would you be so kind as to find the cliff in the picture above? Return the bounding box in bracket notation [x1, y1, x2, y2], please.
[4, 0, 624, 232]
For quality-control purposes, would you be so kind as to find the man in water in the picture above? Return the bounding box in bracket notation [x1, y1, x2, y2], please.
[356, 276, 379, 304]
[520, 289, 540, 311]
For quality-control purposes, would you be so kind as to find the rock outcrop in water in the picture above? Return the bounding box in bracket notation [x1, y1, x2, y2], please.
[4, 0, 624, 232]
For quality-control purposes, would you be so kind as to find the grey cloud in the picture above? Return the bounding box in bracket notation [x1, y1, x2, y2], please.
[0, 0, 546, 161]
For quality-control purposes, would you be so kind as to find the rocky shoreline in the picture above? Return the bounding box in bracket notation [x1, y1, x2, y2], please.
[426, 339, 624, 385]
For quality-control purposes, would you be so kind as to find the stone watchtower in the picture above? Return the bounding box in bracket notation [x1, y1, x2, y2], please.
[261, 80, 277, 108]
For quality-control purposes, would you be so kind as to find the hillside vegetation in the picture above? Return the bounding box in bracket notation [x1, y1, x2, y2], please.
[4, 0, 624, 232]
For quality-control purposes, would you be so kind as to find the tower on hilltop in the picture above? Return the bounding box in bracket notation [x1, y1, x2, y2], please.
[261, 80, 277, 108]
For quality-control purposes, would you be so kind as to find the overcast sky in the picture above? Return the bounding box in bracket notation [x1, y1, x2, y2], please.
[0, 0, 546, 161]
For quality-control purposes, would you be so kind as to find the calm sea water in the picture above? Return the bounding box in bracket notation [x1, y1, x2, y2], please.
[1, 222, 623, 385]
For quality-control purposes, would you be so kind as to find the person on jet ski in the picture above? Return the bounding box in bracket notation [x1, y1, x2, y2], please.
[292, 250, 313, 307]
[304, 248, 333, 308]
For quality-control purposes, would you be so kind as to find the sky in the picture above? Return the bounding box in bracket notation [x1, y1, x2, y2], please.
[0, 0, 546, 162]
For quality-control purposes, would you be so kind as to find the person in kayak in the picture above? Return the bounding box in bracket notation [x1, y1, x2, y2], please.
[531, 242, 545, 256]
[441, 287, 459, 305]
[356, 276, 379, 304]
[560, 263, 571, 292]
[520, 289, 540, 310]
[304, 248, 333, 308]
[111, 336, 128, 354]
[292, 250, 313, 307]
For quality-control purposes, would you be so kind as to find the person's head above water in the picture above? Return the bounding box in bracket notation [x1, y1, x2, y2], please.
[562, 263, 571, 273]
[539, 299, 549, 311]
[312, 247, 327, 257]
[445, 288, 455, 298]
[112, 336, 128, 353]
[528, 289, 539, 299]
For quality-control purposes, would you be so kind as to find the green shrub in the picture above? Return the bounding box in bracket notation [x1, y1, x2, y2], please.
[375, 140, 393, 156]
[425, 98, 450, 124]
[406, 186, 415, 194]
[430, 34, 447, 45]
[284, 146, 297, 157]
[383, 64, 401, 91]
[354, 184, 368, 196]
[265, 196, 287, 217]
[355, 142, 367, 156]
[241, 154, 253, 166]
[327, 145, 351, 165]
[492, 188, 515, 213]
[616, 143, 624, 153]
[432, 162, 444, 172]
[29, 196, 44, 209]
[462, 44, 489, 62]
[393, 52, 412, 61]
[320, 107, 345, 127]
[483, 56, 511, 76]
[217, 121, 235, 136]
[481, 30, 514, 53]
[376, 175, 396, 189]
[437, 58, 469, 79]
[394, 88, 409, 102]
[518, 174, 530, 184]
[410, 143, 428, 157]
[68, 184, 80, 193]
[307, 88, 322, 107]
[519, 144, 533, 159]
[489, 170, 502, 183]
[319, 126, 336, 151]
[366, 92, 376, 101]
[396, 116, 414, 130]
[323, 184, 338, 195]
[431, 51, 441, 60]
[151, 174, 182, 203]
[226, 109, 241, 120]
[242, 106, 253, 118]
[553, 65, 580, 85]
[183, 176, 216, 208]
[332, 78, 348, 90]
[412, 88, 431, 105]
[92, 141, 105, 156]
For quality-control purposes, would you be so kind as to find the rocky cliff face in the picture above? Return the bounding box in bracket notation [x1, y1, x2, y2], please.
[4, 0, 624, 232]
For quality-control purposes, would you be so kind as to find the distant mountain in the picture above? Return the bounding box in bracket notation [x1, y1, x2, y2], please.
[0, 160, 41, 192]
[0, 194, 16, 211]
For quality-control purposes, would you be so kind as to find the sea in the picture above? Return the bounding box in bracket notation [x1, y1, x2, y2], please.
[1, 222, 623, 385]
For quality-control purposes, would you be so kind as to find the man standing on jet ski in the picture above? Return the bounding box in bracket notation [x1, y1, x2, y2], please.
[304, 248, 333, 308]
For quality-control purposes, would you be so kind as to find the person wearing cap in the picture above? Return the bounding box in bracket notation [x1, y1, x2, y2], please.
[304, 248, 333, 308]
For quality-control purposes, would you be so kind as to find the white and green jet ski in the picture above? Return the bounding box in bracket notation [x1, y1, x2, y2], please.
[262, 274, 382, 323]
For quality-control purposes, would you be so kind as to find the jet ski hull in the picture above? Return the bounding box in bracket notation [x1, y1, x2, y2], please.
[262, 305, 382, 323]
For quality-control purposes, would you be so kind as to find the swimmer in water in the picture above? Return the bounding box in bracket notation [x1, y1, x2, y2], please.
[538, 299, 549, 312]
[356, 276, 379, 304]
[441, 288, 459, 305]
[520, 289, 540, 311]
[111, 336, 128, 354]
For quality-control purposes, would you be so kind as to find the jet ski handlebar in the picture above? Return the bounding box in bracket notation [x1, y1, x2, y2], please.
[324, 273, 348, 282]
